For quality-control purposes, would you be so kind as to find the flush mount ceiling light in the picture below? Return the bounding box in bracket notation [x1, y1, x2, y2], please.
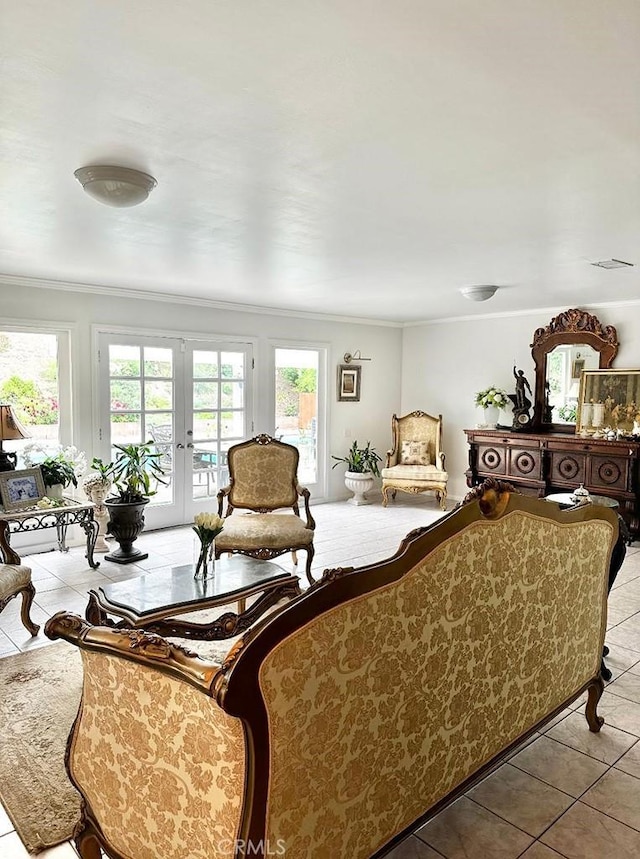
[590, 259, 634, 269]
[74, 165, 157, 207]
[459, 285, 499, 302]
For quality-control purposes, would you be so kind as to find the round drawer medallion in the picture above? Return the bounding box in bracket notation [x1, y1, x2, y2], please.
[480, 448, 502, 470]
[557, 457, 580, 480]
[597, 461, 622, 485]
[514, 452, 536, 474]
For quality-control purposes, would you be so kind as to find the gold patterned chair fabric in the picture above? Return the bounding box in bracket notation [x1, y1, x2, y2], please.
[45, 488, 616, 859]
[381, 410, 448, 509]
[0, 520, 39, 636]
[215, 433, 316, 584]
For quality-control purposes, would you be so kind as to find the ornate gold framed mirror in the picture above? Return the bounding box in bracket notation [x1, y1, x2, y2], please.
[530, 308, 618, 432]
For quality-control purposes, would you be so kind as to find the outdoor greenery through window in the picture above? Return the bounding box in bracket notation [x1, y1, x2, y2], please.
[0, 331, 60, 459]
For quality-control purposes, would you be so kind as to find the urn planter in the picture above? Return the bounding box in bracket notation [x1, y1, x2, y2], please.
[104, 498, 149, 564]
[345, 471, 375, 506]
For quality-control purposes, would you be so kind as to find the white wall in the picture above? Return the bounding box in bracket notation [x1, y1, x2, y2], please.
[401, 304, 640, 502]
[1, 280, 402, 504]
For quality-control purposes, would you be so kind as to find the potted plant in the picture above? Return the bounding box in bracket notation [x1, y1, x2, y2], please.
[91, 441, 167, 564]
[23, 444, 86, 500]
[475, 386, 509, 429]
[332, 440, 382, 506]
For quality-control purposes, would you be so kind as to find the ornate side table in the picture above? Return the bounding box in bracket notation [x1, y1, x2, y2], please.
[0, 498, 100, 568]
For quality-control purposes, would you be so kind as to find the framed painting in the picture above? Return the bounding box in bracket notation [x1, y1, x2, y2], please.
[576, 369, 640, 436]
[0, 467, 46, 511]
[571, 357, 585, 380]
[337, 364, 361, 402]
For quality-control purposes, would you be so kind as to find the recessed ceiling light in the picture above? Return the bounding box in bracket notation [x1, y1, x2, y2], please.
[460, 285, 499, 302]
[590, 259, 634, 269]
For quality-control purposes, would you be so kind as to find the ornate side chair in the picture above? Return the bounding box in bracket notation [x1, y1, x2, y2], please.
[215, 434, 316, 583]
[381, 410, 448, 509]
[0, 519, 39, 635]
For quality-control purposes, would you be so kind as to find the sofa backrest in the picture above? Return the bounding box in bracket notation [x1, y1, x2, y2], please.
[224, 492, 616, 858]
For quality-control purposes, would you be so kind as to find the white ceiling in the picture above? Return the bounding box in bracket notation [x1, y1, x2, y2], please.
[2, 0, 639, 323]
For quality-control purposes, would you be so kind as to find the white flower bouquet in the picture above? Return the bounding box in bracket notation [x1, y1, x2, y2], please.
[475, 387, 510, 410]
[192, 512, 225, 578]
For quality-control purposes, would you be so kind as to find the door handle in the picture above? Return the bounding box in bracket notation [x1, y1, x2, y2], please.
[176, 443, 185, 449]
[187, 442, 194, 449]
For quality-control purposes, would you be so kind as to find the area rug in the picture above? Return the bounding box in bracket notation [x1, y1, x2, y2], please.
[0, 630, 238, 853]
[0, 642, 83, 853]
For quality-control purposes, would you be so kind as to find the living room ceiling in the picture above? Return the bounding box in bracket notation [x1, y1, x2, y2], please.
[2, 1, 639, 323]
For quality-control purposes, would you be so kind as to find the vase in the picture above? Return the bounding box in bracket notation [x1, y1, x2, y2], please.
[483, 405, 499, 429]
[194, 540, 215, 579]
[45, 483, 64, 500]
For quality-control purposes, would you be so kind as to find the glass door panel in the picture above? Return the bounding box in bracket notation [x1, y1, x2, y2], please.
[274, 348, 320, 488]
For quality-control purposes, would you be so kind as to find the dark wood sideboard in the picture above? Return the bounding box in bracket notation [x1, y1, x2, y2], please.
[465, 429, 640, 540]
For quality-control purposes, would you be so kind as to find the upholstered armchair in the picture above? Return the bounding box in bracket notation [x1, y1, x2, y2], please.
[215, 434, 316, 583]
[0, 519, 39, 635]
[381, 410, 448, 509]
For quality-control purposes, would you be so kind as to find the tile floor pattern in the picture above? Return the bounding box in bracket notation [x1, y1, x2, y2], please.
[2, 495, 640, 857]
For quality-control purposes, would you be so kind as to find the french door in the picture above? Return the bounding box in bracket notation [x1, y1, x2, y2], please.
[97, 333, 253, 529]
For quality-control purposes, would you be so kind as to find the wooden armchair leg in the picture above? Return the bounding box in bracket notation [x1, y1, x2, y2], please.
[305, 545, 315, 585]
[291, 550, 298, 565]
[20, 583, 40, 636]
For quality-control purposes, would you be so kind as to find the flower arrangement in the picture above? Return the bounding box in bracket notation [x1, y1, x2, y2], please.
[475, 387, 510, 410]
[22, 443, 87, 489]
[192, 512, 225, 578]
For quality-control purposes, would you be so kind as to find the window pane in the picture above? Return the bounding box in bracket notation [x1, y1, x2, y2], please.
[221, 381, 243, 409]
[275, 348, 318, 484]
[193, 412, 217, 439]
[0, 331, 60, 453]
[111, 380, 141, 411]
[111, 415, 142, 445]
[221, 352, 244, 380]
[147, 414, 173, 441]
[193, 382, 218, 410]
[144, 347, 172, 378]
[221, 411, 244, 438]
[145, 380, 173, 411]
[110, 345, 140, 376]
[193, 351, 218, 379]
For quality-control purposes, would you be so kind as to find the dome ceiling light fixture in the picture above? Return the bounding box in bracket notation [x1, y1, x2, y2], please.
[73, 165, 157, 208]
[459, 284, 499, 302]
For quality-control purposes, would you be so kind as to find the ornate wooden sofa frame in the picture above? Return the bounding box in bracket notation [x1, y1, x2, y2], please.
[45, 483, 617, 859]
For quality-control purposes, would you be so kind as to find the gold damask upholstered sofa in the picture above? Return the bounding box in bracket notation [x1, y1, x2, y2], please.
[45, 485, 616, 859]
[214, 434, 316, 584]
[381, 410, 448, 509]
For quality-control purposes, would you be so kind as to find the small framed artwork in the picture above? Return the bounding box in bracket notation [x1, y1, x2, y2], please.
[0, 467, 46, 512]
[337, 364, 361, 402]
[571, 357, 585, 380]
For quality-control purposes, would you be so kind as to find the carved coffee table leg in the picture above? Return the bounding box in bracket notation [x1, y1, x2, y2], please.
[86, 592, 109, 625]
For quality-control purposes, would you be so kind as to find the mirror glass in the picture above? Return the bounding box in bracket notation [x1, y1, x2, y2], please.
[546, 344, 600, 424]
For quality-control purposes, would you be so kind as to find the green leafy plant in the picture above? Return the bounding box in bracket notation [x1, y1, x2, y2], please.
[91, 441, 168, 503]
[39, 455, 78, 489]
[332, 440, 382, 476]
[558, 403, 577, 422]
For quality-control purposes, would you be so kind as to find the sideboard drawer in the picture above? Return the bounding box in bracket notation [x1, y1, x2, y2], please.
[508, 447, 543, 481]
[476, 444, 506, 475]
[588, 455, 631, 492]
[549, 451, 586, 485]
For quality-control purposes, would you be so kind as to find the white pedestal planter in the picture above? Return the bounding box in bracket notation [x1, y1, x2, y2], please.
[345, 471, 375, 505]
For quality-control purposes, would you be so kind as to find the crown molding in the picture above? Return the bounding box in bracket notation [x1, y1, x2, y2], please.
[403, 298, 640, 327]
[0, 273, 402, 328]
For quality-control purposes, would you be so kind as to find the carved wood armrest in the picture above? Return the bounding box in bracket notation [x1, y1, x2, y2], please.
[0, 520, 20, 565]
[217, 485, 231, 517]
[385, 449, 396, 468]
[44, 612, 227, 699]
[296, 485, 316, 530]
[438, 452, 446, 470]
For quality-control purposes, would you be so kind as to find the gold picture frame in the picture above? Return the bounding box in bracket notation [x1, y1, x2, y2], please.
[337, 364, 361, 402]
[576, 369, 640, 436]
[0, 467, 46, 511]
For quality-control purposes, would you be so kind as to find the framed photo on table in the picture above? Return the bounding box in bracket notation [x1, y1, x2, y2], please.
[0, 467, 46, 512]
[576, 368, 640, 435]
[337, 364, 361, 402]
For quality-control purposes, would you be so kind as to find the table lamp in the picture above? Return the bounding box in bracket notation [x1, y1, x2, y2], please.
[0, 403, 29, 471]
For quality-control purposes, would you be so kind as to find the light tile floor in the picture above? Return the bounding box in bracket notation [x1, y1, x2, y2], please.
[2, 495, 640, 858]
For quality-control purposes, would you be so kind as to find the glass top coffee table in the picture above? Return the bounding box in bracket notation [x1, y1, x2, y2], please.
[86, 555, 301, 640]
